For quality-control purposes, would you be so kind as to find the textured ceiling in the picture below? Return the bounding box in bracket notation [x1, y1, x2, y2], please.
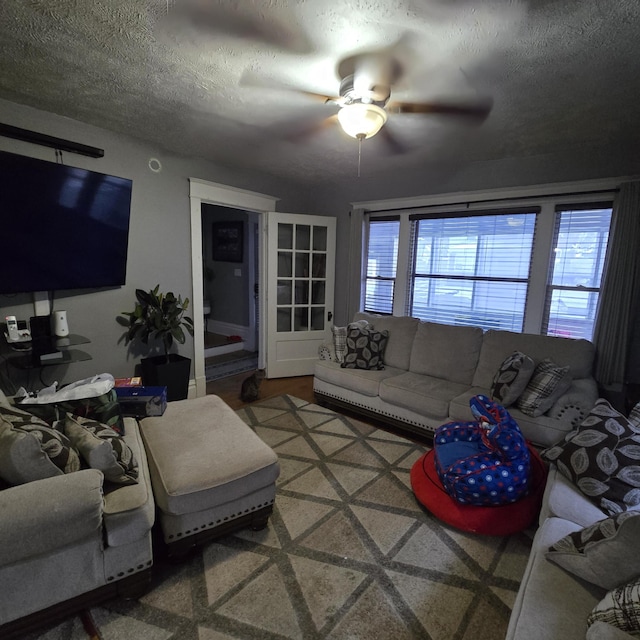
[0, 0, 639, 187]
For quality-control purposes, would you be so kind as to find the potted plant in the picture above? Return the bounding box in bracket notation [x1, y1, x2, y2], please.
[119, 285, 194, 401]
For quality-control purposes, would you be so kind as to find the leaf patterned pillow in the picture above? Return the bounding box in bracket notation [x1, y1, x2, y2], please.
[63, 414, 138, 485]
[0, 406, 80, 485]
[340, 327, 389, 370]
[490, 351, 536, 407]
[542, 399, 640, 516]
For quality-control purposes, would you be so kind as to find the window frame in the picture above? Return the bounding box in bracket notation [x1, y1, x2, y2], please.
[362, 190, 615, 337]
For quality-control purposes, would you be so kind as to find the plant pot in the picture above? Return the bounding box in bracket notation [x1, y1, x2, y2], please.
[141, 354, 191, 402]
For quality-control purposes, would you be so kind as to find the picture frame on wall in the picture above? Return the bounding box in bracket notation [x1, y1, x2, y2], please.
[212, 221, 243, 262]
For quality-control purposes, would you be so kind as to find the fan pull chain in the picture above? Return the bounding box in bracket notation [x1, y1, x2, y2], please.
[357, 134, 365, 178]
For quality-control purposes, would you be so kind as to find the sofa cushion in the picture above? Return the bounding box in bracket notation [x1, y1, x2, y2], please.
[341, 327, 389, 370]
[542, 399, 640, 516]
[314, 360, 402, 397]
[490, 351, 536, 407]
[380, 372, 469, 419]
[353, 312, 420, 370]
[588, 577, 640, 636]
[516, 360, 573, 417]
[0, 406, 81, 484]
[547, 511, 640, 590]
[409, 321, 483, 385]
[64, 414, 138, 486]
[472, 329, 595, 389]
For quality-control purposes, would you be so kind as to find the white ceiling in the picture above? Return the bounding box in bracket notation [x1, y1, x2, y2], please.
[1, 0, 639, 189]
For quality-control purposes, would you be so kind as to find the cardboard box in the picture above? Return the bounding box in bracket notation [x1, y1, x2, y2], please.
[115, 386, 167, 417]
[114, 376, 142, 388]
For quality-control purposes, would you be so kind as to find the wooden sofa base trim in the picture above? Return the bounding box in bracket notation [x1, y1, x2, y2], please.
[314, 391, 435, 446]
[0, 567, 152, 640]
[161, 504, 274, 560]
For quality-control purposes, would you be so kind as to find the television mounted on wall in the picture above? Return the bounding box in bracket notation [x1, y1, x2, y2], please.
[0, 150, 133, 294]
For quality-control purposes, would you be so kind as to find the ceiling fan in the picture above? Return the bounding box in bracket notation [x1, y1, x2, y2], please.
[244, 44, 493, 154]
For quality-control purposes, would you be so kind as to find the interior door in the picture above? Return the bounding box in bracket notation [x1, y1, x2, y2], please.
[266, 212, 336, 377]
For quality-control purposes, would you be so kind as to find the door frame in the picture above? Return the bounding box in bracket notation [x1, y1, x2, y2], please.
[189, 178, 279, 397]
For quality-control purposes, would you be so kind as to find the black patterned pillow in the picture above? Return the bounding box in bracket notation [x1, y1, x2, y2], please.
[0, 406, 80, 485]
[547, 512, 640, 590]
[17, 389, 125, 435]
[490, 351, 536, 407]
[542, 399, 640, 516]
[588, 576, 640, 634]
[340, 327, 389, 370]
[516, 359, 573, 417]
[64, 414, 138, 485]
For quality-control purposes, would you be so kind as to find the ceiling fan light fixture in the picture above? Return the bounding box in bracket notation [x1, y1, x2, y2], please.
[337, 103, 387, 139]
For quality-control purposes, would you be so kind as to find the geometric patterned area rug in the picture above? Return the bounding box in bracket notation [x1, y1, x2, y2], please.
[28, 395, 533, 640]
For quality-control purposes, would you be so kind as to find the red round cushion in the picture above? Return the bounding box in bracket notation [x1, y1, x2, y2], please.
[410, 444, 547, 536]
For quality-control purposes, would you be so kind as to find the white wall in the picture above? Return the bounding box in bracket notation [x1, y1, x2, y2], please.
[0, 99, 308, 392]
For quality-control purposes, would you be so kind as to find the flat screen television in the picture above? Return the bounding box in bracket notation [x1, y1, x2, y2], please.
[0, 150, 133, 294]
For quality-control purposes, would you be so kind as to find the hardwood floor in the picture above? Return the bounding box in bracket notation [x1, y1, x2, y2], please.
[206, 372, 316, 411]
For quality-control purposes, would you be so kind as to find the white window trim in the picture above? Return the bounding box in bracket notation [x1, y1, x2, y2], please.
[359, 180, 620, 335]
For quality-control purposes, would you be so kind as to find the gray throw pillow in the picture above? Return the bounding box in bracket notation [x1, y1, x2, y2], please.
[490, 351, 536, 407]
[547, 512, 640, 590]
[0, 406, 80, 485]
[588, 576, 640, 635]
[64, 414, 138, 485]
[542, 399, 640, 516]
[516, 359, 572, 417]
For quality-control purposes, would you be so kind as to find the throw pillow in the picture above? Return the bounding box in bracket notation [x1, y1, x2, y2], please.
[629, 400, 640, 430]
[17, 388, 125, 435]
[546, 511, 640, 590]
[542, 399, 640, 516]
[490, 351, 536, 407]
[331, 320, 371, 364]
[331, 326, 348, 364]
[341, 327, 389, 370]
[516, 359, 573, 417]
[64, 414, 138, 485]
[588, 576, 640, 635]
[0, 406, 81, 485]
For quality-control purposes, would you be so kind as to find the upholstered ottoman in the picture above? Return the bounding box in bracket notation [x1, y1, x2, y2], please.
[139, 395, 279, 556]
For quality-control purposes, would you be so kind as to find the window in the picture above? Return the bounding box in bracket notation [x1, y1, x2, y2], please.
[543, 205, 612, 340]
[409, 211, 537, 331]
[363, 218, 399, 314]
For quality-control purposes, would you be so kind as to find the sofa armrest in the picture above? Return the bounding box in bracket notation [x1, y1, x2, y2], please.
[587, 621, 637, 640]
[546, 378, 599, 428]
[0, 468, 104, 567]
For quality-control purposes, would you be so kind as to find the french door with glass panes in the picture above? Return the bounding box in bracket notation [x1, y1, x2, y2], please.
[266, 212, 336, 377]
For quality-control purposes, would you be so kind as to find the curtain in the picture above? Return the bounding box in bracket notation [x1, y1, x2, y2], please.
[593, 181, 640, 387]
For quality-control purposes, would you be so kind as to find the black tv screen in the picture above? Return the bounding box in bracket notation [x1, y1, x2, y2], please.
[0, 150, 132, 294]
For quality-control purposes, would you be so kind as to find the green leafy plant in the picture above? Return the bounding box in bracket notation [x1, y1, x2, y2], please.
[121, 285, 194, 358]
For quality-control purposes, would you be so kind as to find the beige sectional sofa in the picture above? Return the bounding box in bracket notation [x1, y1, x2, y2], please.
[0, 387, 155, 638]
[314, 311, 599, 447]
[506, 461, 640, 640]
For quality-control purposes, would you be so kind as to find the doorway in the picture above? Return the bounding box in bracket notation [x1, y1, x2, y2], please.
[189, 178, 278, 398]
[201, 204, 260, 382]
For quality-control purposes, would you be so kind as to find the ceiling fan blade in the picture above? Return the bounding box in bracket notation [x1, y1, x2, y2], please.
[157, 1, 314, 54]
[239, 70, 339, 105]
[387, 97, 493, 120]
[377, 126, 411, 155]
[270, 111, 339, 143]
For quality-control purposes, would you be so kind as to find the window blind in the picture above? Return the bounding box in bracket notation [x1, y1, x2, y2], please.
[543, 206, 612, 340]
[364, 218, 400, 314]
[409, 211, 537, 331]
